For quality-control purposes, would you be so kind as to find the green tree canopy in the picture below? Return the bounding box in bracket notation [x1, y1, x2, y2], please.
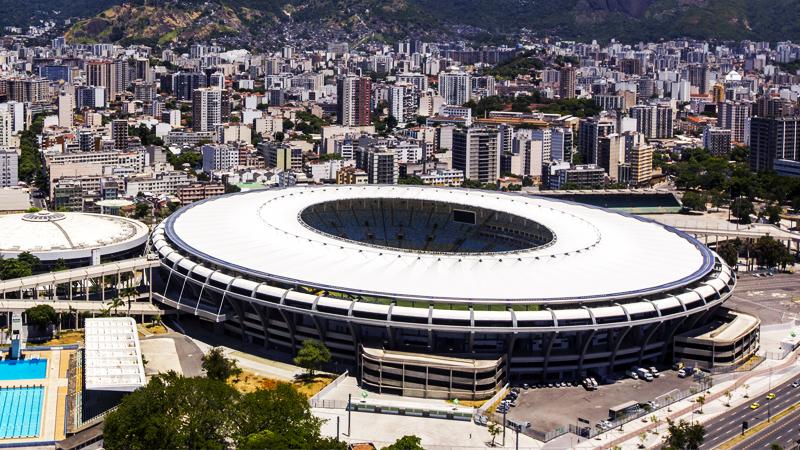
[383, 435, 425, 450]
[754, 236, 793, 269]
[662, 419, 705, 450]
[201, 347, 242, 381]
[104, 372, 344, 450]
[293, 339, 331, 377]
[731, 197, 755, 224]
[25, 304, 57, 328]
[681, 191, 707, 212]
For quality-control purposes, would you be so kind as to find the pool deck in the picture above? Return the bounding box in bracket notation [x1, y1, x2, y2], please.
[0, 349, 70, 445]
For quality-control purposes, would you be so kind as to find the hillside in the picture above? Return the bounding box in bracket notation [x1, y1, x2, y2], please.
[59, 0, 800, 46]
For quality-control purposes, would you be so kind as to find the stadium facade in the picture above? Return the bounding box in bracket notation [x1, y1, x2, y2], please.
[151, 186, 747, 399]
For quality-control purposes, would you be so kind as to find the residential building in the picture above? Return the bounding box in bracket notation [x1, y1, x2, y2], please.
[192, 88, 222, 132]
[702, 127, 733, 156]
[452, 127, 500, 183]
[337, 76, 372, 126]
[749, 116, 800, 172]
[438, 70, 471, 106]
[0, 150, 18, 187]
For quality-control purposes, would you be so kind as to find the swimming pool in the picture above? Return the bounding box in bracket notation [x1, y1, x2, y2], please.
[0, 386, 44, 439]
[0, 359, 47, 380]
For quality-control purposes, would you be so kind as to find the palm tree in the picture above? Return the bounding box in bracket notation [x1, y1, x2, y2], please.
[724, 390, 732, 407]
[651, 415, 660, 434]
[487, 421, 501, 447]
[742, 383, 750, 398]
[120, 286, 138, 315]
[108, 297, 125, 316]
[696, 395, 706, 413]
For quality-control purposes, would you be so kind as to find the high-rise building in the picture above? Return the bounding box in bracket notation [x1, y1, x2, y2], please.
[337, 76, 372, 127]
[438, 70, 472, 106]
[201, 144, 239, 173]
[625, 144, 654, 186]
[754, 96, 795, 118]
[366, 148, 399, 184]
[58, 90, 73, 128]
[687, 65, 709, 94]
[717, 101, 752, 144]
[173, 72, 208, 101]
[702, 127, 732, 156]
[85, 60, 116, 102]
[559, 66, 576, 99]
[629, 104, 673, 139]
[551, 127, 573, 162]
[111, 119, 128, 151]
[749, 117, 800, 172]
[578, 117, 615, 164]
[0, 150, 18, 188]
[192, 88, 222, 132]
[4, 77, 49, 103]
[453, 127, 500, 183]
[0, 110, 13, 148]
[388, 83, 418, 126]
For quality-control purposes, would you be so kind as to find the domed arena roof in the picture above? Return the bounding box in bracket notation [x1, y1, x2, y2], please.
[0, 211, 149, 261]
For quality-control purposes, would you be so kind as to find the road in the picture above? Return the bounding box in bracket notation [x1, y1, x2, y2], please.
[701, 375, 800, 449]
[739, 406, 800, 449]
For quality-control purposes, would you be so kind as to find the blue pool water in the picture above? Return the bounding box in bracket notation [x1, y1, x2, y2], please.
[0, 386, 44, 439]
[0, 359, 47, 381]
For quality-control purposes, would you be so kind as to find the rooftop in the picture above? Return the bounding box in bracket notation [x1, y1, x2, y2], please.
[0, 211, 149, 259]
[83, 317, 146, 392]
[165, 186, 713, 303]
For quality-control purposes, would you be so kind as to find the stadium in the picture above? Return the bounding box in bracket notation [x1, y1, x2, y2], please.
[151, 185, 748, 399]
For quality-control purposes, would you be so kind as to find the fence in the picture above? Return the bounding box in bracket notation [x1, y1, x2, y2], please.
[504, 375, 713, 442]
[309, 370, 349, 408]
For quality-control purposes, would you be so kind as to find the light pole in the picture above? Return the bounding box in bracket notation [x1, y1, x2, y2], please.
[347, 393, 352, 436]
[502, 409, 507, 446]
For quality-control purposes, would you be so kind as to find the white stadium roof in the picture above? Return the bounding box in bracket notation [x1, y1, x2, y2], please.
[165, 186, 713, 303]
[0, 211, 149, 261]
[84, 317, 146, 392]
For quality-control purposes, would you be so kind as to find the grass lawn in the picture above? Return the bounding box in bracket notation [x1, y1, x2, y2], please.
[230, 370, 335, 398]
[42, 330, 84, 346]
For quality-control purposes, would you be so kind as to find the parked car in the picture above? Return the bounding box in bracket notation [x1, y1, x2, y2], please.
[648, 367, 661, 378]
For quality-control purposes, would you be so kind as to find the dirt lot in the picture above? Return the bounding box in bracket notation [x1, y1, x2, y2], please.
[506, 370, 699, 431]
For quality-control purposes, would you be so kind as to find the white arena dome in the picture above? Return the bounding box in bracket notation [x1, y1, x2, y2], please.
[0, 210, 149, 264]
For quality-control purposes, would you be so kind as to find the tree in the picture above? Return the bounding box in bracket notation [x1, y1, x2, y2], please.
[487, 421, 502, 446]
[662, 419, 705, 450]
[762, 202, 783, 225]
[638, 431, 648, 448]
[25, 305, 57, 328]
[107, 297, 125, 316]
[53, 258, 68, 272]
[695, 395, 705, 413]
[293, 340, 331, 377]
[0, 258, 33, 280]
[731, 197, 755, 224]
[754, 236, 793, 269]
[382, 435, 424, 450]
[681, 191, 707, 212]
[16, 252, 41, 271]
[134, 202, 151, 219]
[104, 373, 343, 450]
[724, 390, 732, 407]
[717, 239, 741, 267]
[202, 347, 242, 381]
[274, 131, 285, 142]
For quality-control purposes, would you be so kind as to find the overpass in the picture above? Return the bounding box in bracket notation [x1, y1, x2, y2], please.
[0, 256, 164, 317]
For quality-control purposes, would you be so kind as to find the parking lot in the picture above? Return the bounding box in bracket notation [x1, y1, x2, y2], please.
[725, 273, 800, 325]
[505, 370, 699, 432]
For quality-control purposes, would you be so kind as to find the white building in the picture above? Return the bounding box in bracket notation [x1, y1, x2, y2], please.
[202, 144, 240, 173]
[0, 150, 18, 187]
[438, 70, 472, 106]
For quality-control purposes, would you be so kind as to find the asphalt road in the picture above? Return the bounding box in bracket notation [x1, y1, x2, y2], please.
[701, 375, 800, 449]
[739, 406, 800, 449]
